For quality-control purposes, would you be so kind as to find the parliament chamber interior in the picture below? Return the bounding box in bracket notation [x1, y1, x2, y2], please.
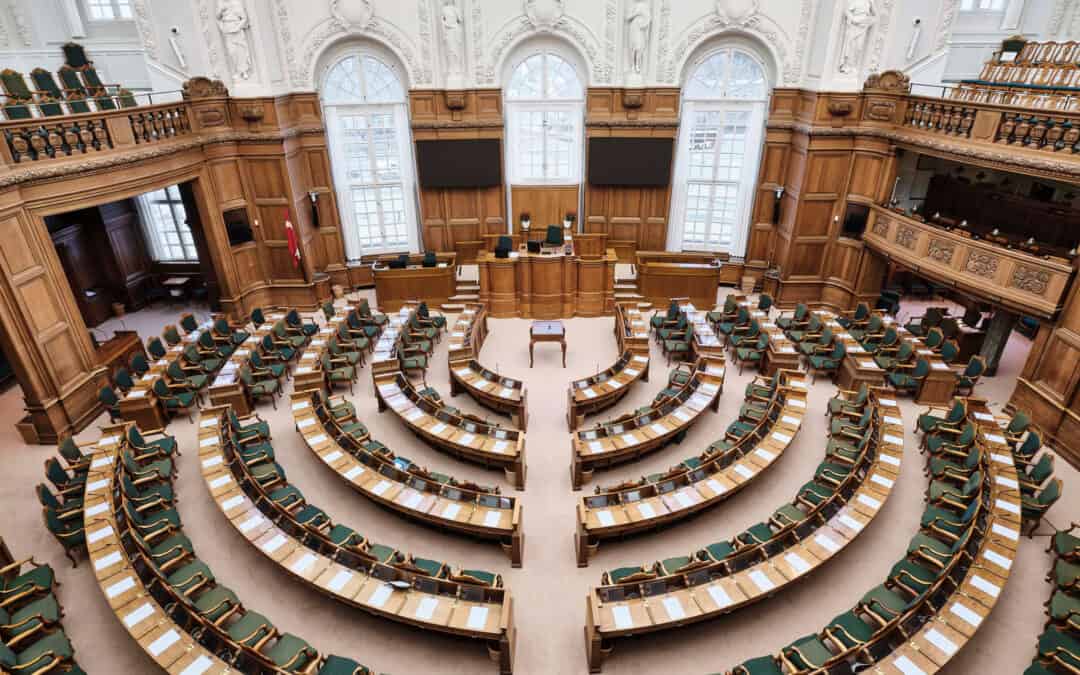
[2, 1, 1080, 674]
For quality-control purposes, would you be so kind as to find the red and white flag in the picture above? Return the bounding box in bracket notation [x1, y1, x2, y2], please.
[284, 208, 301, 268]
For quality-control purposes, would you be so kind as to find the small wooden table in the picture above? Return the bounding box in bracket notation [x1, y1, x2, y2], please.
[530, 320, 566, 368]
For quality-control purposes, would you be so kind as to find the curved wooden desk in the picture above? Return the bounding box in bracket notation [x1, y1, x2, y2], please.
[198, 409, 517, 674]
[584, 394, 904, 672]
[575, 370, 807, 566]
[477, 248, 617, 319]
[571, 357, 725, 490]
[375, 372, 527, 489]
[373, 253, 457, 313]
[292, 391, 524, 567]
[446, 304, 487, 362]
[450, 360, 528, 431]
[567, 351, 650, 431]
[83, 428, 234, 675]
[719, 398, 1019, 675]
[615, 303, 651, 355]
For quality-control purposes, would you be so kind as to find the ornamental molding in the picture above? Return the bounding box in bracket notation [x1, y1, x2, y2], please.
[895, 224, 916, 250]
[765, 120, 1080, 182]
[1011, 265, 1050, 296]
[470, 0, 484, 83]
[272, 0, 300, 86]
[417, 0, 434, 86]
[299, 15, 427, 88]
[926, 238, 955, 264]
[658, 9, 793, 86]
[871, 218, 890, 237]
[196, 0, 222, 80]
[865, 0, 896, 78]
[603, 0, 618, 83]
[584, 118, 680, 128]
[411, 120, 503, 130]
[479, 12, 606, 85]
[132, 0, 158, 59]
[935, 0, 960, 51]
[964, 251, 999, 279]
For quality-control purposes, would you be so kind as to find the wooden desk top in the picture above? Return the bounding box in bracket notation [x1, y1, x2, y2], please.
[531, 321, 565, 337]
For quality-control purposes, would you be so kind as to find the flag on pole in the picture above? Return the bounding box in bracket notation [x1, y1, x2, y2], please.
[284, 208, 301, 268]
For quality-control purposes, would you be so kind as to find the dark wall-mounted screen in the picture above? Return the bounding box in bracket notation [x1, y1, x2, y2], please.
[416, 139, 502, 188]
[588, 137, 674, 187]
[223, 208, 254, 247]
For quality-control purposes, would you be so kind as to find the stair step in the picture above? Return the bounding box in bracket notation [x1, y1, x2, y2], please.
[449, 293, 480, 302]
[615, 283, 639, 291]
[441, 303, 467, 312]
[614, 292, 644, 300]
[456, 284, 480, 292]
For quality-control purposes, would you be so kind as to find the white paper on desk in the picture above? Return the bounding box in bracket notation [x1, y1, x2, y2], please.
[880, 453, 901, 467]
[582, 388, 597, 399]
[123, 602, 154, 628]
[199, 437, 219, 448]
[85, 502, 109, 518]
[837, 514, 864, 532]
[467, 606, 489, 630]
[995, 498, 1021, 515]
[621, 433, 639, 446]
[662, 596, 686, 620]
[128, 389, 147, 398]
[88, 524, 114, 544]
[970, 575, 1000, 598]
[973, 412, 994, 422]
[878, 398, 897, 407]
[415, 597, 439, 620]
[949, 602, 982, 627]
[788, 398, 806, 409]
[86, 478, 110, 492]
[883, 415, 903, 426]
[262, 534, 287, 554]
[200, 418, 218, 428]
[290, 552, 317, 575]
[106, 575, 136, 599]
[220, 495, 245, 511]
[673, 410, 691, 423]
[707, 585, 732, 608]
[610, 380, 623, 389]
[781, 415, 801, 427]
[983, 433, 1007, 445]
[589, 441, 604, 454]
[201, 455, 223, 469]
[596, 510, 615, 527]
[858, 494, 882, 510]
[983, 549, 1012, 570]
[458, 433, 476, 446]
[990, 452, 1013, 466]
[372, 480, 391, 497]
[492, 440, 509, 454]
[625, 368, 640, 377]
[500, 387, 514, 398]
[483, 510, 501, 528]
[178, 655, 214, 675]
[892, 655, 927, 675]
[749, 570, 775, 592]
[925, 628, 958, 656]
[635, 502, 657, 519]
[814, 533, 841, 553]
[785, 552, 811, 575]
[706, 478, 727, 495]
[612, 605, 634, 629]
[430, 423, 448, 434]
[883, 434, 904, 446]
[995, 475, 1019, 489]
[297, 418, 315, 429]
[650, 423, 667, 435]
[327, 570, 353, 594]
[770, 431, 791, 445]
[322, 449, 342, 464]
[147, 628, 180, 657]
[442, 503, 461, 520]
[992, 522, 1019, 541]
[401, 491, 423, 510]
[98, 435, 120, 446]
[238, 514, 264, 533]
[90, 456, 114, 471]
[94, 550, 121, 571]
[343, 466, 365, 482]
[369, 584, 393, 608]
[733, 464, 754, 480]
[871, 474, 894, 489]
[404, 408, 423, 422]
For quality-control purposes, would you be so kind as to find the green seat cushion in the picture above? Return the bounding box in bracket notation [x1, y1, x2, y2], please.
[826, 610, 875, 648]
[734, 655, 783, 675]
[606, 566, 647, 584]
[1053, 530, 1080, 558]
[266, 633, 316, 669]
[702, 541, 735, 561]
[773, 503, 808, 526]
[270, 485, 304, 510]
[1, 565, 54, 596]
[861, 584, 912, 618]
[193, 585, 239, 622]
[2, 629, 73, 672]
[227, 610, 274, 647]
[149, 534, 194, 567]
[328, 525, 363, 549]
[318, 656, 371, 675]
[659, 556, 694, 576]
[167, 560, 214, 594]
[1054, 559, 1080, 589]
[798, 480, 834, 506]
[783, 634, 832, 669]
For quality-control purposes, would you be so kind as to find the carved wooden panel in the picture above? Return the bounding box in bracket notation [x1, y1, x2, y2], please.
[511, 186, 579, 235]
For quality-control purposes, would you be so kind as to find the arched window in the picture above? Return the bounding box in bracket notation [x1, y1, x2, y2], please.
[321, 52, 417, 257]
[505, 51, 585, 184]
[669, 48, 769, 254]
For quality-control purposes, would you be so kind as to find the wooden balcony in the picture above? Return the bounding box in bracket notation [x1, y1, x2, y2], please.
[864, 205, 1075, 318]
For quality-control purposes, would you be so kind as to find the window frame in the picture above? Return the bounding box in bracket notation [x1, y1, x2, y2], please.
[320, 51, 418, 259]
[504, 51, 585, 186]
[84, 0, 134, 22]
[135, 185, 199, 263]
[959, 0, 1007, 12]
[668, 47, 770, 256]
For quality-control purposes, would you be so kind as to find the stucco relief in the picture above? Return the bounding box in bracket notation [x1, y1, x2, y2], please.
[926, 238, 954, 264]
[479, 12, 605, 85]
[1011, 265, 1051, 296]
[965, 251, 999, 279]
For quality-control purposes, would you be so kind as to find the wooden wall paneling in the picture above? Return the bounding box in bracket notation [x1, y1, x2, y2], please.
[511, 186, 579, 235]
[101, 199, 153, 309]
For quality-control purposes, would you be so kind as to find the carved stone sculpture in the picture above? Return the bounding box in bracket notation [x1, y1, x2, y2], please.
[441, 0, 465, 85]
[838, 0, 876, 75]
[216, 0, 252, 80]
[626, 0, 652, 76]
[716, 0, 759, 25]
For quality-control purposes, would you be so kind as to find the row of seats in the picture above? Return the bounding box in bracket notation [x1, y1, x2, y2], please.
[576, 369, 803, 566]
[1025, 524, 1080, 674]
[0, 539, 85, 673]
[82, 423, 375, 674]
[0, 43, 140, 120]
[292, 389, 523, 566]
[568, 349, 650, 430]
[583, 386, 900, 671]
[724, 399, 1022, 674]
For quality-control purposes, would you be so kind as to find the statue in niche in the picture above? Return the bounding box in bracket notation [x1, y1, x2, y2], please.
[626, 0, 652, 75]
[216, 0, 252, 80]
[838, 0, 876, 75]
[441, 0, 465, 80]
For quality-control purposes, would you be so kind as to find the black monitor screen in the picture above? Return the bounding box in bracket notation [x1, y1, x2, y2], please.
[588, 137, 674, 187]
[416, 139, 502, 188]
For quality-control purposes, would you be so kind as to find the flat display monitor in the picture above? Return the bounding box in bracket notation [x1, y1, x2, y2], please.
[588, 137, 674, 187]
[416, 139, 502, 188]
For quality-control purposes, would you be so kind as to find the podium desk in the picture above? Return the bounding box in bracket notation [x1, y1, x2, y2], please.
[477, 246, 616, 319]
[836, 355, 886, 392]
[372, 253, 456, 313]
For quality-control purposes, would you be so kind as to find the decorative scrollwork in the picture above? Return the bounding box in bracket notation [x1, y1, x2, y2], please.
[895, 225, 917, 250]
[1010, 265, 1050, 296]
[871, 218, 890, 237]
[926, 238, 955, 264]
[965, 251, 999, 279]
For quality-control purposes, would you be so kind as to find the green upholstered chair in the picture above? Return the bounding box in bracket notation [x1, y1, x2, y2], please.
[757, 294, 773, 314]
[851, 313, 884, 344]
[130, 352, 150, 377]
[732, 656, 784, 675]
[828, 383, 869, 418]
[786, 313, 821, 343]
[44, 457, 84, 496]
[31, 68, 87, 114]
[923, 327, 945, 351]
[167, 361, 208, 398]
[151, 377, 198, 422]
[887, 357, 930, 395]
[0, 627, 76, 673]
[286, 309, 319, 337]
[213, 317, 249, 345]
[905, 307, 945, 337]
[869, 326, 899, 354]
[651, 300, 680, 332]
[318, 656, 373, 675]
[0, 70, 35, 120]
[1022, 478, 1062, 530]
[1004, 410, 1031, 444]
[319, 354, 355, 394]
[955, 356, 986, 396]
[545, 225, 564, 246]
[99, 385, 122, 422]
[663, 324, 693, 364]
[261, 333, 296, 364]
[418, 301, 446, 330]
[734, 334, 769, 374]
[239, 366, 279, 409]
[780, 634, 832, 670]
[273, 320, 308, 350]
[797, 326, 832, 357]
[837, 302, 870, 329]
[337, 322, 369, 353]
[807, 341, 845, 383]
[146, 336, 168, 360]
[422, 251, 437, 268]
[917, 399, 966, 435]
[730, 319, 762, 350]
[707, 295, 738, 326]
[328, 336, 363, 367]
[357, 299, 388, 326]
[776, 303, 808, 332]
[42, 507, 85, 567]
[873, 339, 913, 370]
[36, 483, 82, 521]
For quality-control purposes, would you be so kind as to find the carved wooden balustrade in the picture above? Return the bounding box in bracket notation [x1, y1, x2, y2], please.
[901, 94, 1080, 154]
[0, 100, 195, 167]
[864, 205, 1075, 319]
